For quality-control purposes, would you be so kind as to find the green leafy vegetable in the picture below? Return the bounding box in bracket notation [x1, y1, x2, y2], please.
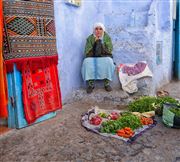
[169, 108, 180, 117]
[128, 96, 157, 113]
[117, 114, 142, 130]
[98, 113, 108, 118]
[100, 114, 142, 133]
[128, 96, 179, 116]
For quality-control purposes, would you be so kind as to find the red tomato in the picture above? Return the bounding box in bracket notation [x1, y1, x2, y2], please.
[110, 112, 119, 120]
[90, 116, 102, 125]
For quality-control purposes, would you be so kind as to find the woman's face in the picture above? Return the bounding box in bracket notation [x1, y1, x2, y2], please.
[94, 26, 103, 38]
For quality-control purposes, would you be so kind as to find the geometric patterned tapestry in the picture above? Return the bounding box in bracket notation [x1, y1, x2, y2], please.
[3, 0, 58, 71]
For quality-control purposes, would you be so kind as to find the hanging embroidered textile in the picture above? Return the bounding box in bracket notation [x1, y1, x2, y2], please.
[3, 0, 62, 123]
[22, 62, 62, 124]
[0, 0, 8, 118]
[3, 0, 58, 72]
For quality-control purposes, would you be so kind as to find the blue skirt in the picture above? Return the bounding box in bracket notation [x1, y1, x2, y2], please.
[81, 57, 115, 81]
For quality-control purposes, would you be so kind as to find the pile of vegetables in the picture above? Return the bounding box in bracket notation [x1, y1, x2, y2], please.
[140, 117, 153, 125]
[100, 120, 119, 134]
[128, 96, 179, 116]
[118, 113, 142, 130]
[169, 108, 180, 117]
[128, 96, 157, 113]
[88, 96, 180, 138]
[100, 113, 142, 134]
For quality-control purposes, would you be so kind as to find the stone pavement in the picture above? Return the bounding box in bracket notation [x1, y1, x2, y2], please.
[0, 81, 180, 162]
[160, 81, 180, 100]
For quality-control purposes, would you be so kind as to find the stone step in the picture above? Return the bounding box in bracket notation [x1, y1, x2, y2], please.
[71, 88, 134, 105]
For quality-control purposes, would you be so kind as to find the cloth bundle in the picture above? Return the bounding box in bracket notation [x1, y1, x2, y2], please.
[118, 61, 153, 93]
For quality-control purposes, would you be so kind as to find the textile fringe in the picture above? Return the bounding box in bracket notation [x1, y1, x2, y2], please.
[5, 55, 58, 72]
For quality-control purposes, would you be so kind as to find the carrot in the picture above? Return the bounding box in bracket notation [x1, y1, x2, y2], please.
[129, 133, 133, 137]
[123, 134, 131, 138]
[117, 129, 125, 134]
[124, 127, 131, 131]
[141, 117, 153, 125]
[124, 129, 131, 134]
[117, 127, 135, 138]
[117, 132, 126, 137]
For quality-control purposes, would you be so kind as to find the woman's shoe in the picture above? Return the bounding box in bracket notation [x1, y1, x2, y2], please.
[87, 86, 94, 94]
[105, 85, 112, 92]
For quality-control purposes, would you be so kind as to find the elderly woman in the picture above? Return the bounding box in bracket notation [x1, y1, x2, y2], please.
[81, 22, 115, 93]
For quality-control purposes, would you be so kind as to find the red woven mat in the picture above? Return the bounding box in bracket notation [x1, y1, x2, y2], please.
[22, 62, 62, 124]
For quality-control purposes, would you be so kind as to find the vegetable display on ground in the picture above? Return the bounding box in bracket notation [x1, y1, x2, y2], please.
[128, 96, 179, 116]
[100, 113, 142, 134]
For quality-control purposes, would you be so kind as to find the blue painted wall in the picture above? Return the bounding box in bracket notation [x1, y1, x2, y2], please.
[54, 0, 173, 102]
[54, 1, 101, 102]
[153, 0, 173, 88]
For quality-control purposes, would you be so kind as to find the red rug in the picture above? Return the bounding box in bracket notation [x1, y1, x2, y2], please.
[22, 61, 62, 124]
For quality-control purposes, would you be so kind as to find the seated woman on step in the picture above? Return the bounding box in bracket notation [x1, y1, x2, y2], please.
[81, 22, 115, 93]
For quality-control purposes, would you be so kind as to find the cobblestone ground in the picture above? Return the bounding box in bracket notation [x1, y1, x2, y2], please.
[160, 81, 180, 100]
[0, 82, 180, 162]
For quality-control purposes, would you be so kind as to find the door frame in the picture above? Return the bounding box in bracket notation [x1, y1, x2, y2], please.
[174, 0, 180, 79]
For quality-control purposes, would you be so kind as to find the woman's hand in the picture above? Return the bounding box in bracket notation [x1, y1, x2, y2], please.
[95, 36, 100, 41]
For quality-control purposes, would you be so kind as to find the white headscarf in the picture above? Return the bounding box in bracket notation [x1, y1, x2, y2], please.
[93, 22, 105, 39]
[93, 22, 105, 32]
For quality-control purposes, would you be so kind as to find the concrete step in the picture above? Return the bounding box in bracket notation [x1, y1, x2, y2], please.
[65, 77, 154, 105]
[70, 87, 150, 105]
